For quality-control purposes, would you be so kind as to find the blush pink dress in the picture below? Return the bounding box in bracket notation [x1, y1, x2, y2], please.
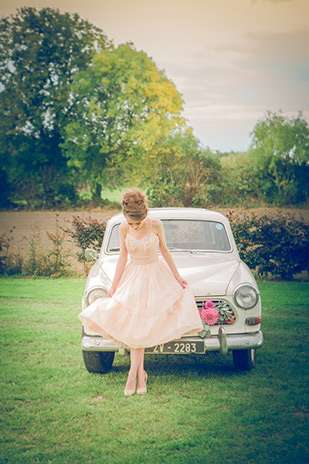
[78, 230, 203, 349]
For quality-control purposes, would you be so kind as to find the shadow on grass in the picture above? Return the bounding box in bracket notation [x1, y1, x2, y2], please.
[111, 350, 244, 378]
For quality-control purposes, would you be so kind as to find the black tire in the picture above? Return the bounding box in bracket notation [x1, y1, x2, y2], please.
[82, 350, 115, 374]
[81, 327, 115, 373]
[232, 349, 256, 371]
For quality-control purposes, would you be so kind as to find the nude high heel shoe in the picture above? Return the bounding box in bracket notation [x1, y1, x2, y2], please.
[124, 377, 137, 396]
[137, 371, 148, 395]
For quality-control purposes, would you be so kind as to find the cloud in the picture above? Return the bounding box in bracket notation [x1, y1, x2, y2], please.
[235, 28, 309, 108]
[1, 0, 308, 151]
[244, 28, 309, 76]
[251, 0, 298, 4]
[171, 23, 309, 150]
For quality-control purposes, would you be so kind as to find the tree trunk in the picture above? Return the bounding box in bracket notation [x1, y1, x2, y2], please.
[91, 182, 102, 205]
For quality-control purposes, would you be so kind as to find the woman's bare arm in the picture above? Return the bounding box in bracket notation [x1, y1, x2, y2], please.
[153, 219, 187, 289]
[106, 222, 128, 297]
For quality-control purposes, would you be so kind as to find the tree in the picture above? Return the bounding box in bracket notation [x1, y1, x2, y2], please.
[0, 7, 107, 207]
[219, 151, 261, 206]
[249, 111, 309, 205]
[144, 130, 223, 207]
[62, 43, 184, 201]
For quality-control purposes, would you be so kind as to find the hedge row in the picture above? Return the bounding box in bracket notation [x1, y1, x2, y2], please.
[1, 212, 308, 280]
[227, 211, 308, 279]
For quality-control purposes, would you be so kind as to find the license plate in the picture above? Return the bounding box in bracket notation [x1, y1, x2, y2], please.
[145, 340, 205, 354]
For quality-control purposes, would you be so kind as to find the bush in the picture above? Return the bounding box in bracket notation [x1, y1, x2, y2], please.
[0, 232, 23, 275]
[227, 211, 309, 279]
[146, 181, 184, 207]
[63, 215, 106, 276]
[0, 216, 71, 277]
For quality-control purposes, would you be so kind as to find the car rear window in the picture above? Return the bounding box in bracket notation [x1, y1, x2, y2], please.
[106, 220, 231, 253]
[162, 220, 231, 251]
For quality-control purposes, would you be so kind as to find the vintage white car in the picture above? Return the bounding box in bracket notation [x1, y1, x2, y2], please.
[81, 208, 263, 373]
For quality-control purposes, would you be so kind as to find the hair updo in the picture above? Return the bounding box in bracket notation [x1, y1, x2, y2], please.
[121, 188, 148, 221]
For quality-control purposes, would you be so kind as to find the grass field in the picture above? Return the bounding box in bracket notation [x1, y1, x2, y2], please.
[0, 279, 308, 464]
[80, 187, 127, 203]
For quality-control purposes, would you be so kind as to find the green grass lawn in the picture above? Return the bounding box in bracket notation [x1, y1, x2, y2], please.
[79, 187, 128, 203]
[0, 279, 308, 464]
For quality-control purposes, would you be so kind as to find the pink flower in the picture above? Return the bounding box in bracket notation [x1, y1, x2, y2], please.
[205, 300, 214, 309]
[200, 308, 219, 326]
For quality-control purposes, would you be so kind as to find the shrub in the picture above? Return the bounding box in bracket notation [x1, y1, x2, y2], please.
[63, 215, 106, 276]
[227, 211, 309, 279]
[44, 215, 71, 277]
[0, 217, 71, 277]
[146, 181, 184, 207]
[0, 229, 23, 276]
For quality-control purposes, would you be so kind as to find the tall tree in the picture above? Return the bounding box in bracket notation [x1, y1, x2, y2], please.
[0, 7, 107, 207]
[62, 43, 184, 201]
[249, 111, 309, 204]
[144, 130, 223, 207]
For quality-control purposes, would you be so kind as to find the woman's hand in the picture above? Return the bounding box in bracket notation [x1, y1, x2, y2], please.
[175, 274, 188, 289]
[154, 220, 188, 290]
[106, 284, 117, 298]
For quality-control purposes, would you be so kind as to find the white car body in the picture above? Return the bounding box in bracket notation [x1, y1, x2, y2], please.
[81, 208, 263, 372]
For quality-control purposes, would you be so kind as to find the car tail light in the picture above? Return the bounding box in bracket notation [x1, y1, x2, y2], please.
[246, 317, 262, 326]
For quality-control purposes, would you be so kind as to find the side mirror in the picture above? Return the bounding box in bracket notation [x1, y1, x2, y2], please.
[85, 248, 99, 261]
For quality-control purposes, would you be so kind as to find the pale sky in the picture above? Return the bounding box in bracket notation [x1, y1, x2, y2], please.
[1, 0, 308, 152]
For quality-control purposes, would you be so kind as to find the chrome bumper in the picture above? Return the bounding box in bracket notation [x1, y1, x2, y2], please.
[81, 330, 263, 354]
[204, 329, 263, 352]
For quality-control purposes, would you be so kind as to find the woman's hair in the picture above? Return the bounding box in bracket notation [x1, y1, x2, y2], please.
[121, 188, 148, 221]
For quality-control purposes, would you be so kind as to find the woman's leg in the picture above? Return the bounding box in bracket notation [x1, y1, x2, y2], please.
[136, 348, 146, 390]
[125, 348, 146, 391]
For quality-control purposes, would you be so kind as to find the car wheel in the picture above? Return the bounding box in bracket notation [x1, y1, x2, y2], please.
[82, 350, 115, 373]
[232, 348, 256, 371]
[81, 328, 115, 373]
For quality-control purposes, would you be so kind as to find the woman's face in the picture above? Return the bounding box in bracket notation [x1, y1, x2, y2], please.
[126, 216, 146, 231]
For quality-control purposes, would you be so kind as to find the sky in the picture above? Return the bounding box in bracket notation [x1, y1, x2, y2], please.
[1, 0, 308, 152]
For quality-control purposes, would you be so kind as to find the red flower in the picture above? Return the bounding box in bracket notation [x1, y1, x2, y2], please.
[205, 300, 214, 310]
[200, 308, 219, 326]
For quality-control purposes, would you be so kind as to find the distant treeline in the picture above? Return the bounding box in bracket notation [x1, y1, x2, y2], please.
[0, 7, 308, 209]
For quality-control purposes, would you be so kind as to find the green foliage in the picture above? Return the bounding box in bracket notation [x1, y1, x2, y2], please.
[219, 152, 261, 207]
[145, 130, 223, 207]
[227, 211, 309, 279]
[62, 43, 184, 199]
[22, 235, 58, 277]
[44, 215, 71, 277]
[0, 170, 11, 208]
[0, 215, 107, 277]
[146, 176, 184, 207]
[0, 216, 71, 277]
[0, 231, 23, 275]
[248, 111, 309, 205]
[0, 7, 107, 208]
[0, 5, 307, 212]
[63, 215, 106, 275]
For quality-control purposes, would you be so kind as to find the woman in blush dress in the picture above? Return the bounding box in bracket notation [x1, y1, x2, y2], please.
[78, 188, 203, 396]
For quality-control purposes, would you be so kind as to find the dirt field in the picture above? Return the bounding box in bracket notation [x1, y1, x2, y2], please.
[0, 209, 120, 273]
[1, 207, 308, 273]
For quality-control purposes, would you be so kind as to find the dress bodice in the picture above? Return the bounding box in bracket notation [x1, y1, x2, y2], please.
[125, 232, 159, 265]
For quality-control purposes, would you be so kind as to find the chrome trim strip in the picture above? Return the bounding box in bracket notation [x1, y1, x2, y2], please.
[81, 336, 120, 352]
[81, 331, 263, 353]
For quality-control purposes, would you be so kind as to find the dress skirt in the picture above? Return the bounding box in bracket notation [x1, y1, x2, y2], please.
[78, 259, 203, 349]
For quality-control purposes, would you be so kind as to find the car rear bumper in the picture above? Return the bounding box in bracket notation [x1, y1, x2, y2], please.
[81, 330, 263, 353]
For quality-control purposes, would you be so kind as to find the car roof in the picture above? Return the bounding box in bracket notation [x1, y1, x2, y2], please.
[107, 207, 229, 226]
